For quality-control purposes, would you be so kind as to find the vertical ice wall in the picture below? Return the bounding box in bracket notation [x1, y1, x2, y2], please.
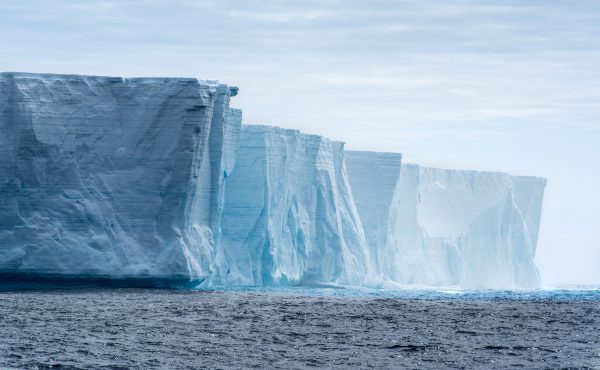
[215, 125, 372, 286]
[345, 151, 402, 279]
[345, 160, 546, 289]
[209, 108, 242, 283]
[512, 176, 547, 254]
[0, 72, 239, 285]
[0, 72, 548, 289]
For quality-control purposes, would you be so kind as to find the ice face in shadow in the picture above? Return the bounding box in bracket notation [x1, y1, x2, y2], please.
[0, 72, 240, 286]
[345, 155, 546, 289]
[215, 125, 373, 286]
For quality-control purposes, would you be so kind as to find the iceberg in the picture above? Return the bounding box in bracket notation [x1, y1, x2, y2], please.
[345, 156, 546, 289]
[213, 125, 373, 286]
[0, 72, 547, 289]
[0, 72, 240, 286]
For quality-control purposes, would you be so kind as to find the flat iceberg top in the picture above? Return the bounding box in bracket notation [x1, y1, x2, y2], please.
[513, 175, 548, 186]
[0, 71, 239, 93]
[404, 162, 547, 182]
[243, 124, 345, 146]
[346, 150, 403, 159]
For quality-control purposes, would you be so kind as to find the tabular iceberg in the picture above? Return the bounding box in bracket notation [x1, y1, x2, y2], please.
[0, 72, 240, 286]
[0, 72, 547, 289]
[345, 155, 547, 289]
[213, 125, 373, 286]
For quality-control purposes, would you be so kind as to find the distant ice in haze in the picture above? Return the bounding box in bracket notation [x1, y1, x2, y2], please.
[345, 153, 545, 289]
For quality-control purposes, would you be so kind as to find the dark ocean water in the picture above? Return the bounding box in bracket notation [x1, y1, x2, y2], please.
[1, 287, 599, 369]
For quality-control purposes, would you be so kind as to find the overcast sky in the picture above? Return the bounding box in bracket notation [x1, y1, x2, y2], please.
[2, 0, 599, 286]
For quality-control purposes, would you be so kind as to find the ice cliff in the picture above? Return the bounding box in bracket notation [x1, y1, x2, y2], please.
[0, 72, 546, 289]
[345, 156, 546, 289]
[213, 125, 372, 286]
[0, 72, 240, 286]
[344, 151, 403, 281]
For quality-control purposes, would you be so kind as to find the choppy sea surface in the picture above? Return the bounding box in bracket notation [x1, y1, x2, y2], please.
[1, 286, 599, 369]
